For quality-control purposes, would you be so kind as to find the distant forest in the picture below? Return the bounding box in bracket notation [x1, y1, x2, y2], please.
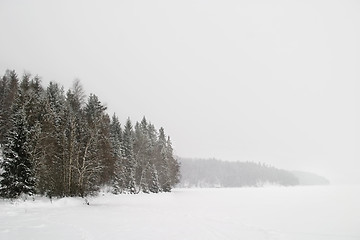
[178, 158, 329, 187]
[0, 70, 180, 198]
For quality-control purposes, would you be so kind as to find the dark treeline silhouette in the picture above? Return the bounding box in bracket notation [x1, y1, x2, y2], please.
[178, 158, 299, 187]
[0, 70, 180, 198]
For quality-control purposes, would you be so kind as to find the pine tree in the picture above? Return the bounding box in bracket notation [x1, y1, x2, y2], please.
[0, 106, 36, 198]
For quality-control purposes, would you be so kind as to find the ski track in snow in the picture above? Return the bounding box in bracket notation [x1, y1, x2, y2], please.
[0, 186, 359, 240]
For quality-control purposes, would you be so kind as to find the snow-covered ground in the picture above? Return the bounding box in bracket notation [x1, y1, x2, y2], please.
[0, 186, 359, 240]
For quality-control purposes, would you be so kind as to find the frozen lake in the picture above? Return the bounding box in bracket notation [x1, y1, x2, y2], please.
[0, 186, 359, 240]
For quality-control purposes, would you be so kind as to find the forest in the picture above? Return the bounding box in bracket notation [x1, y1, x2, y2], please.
[0, 70, 180, 198]
[178, 158, 300, 187]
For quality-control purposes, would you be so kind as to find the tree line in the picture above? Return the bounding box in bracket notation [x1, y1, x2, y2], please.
[0, 70, 180, 198]
[178, 158, 299, 187]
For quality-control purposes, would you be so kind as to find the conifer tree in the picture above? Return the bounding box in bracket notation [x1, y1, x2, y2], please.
[134, 118, 153, 193]
[0, 70, 180, 197]
[148, 163, 160, 193]
[146, 123, 160, 190]
[63, 90, 78, 196]
[166, 136, 180, 187]
[122, 118, 136, 193]
[110, 114, 123, 161]
[0, 77, 6, 145]
[19, 75, 45, 194]
[0, 70, 19, 145]
[110, 114, 125, 194]
[97, 114, 113, 185]
[157, 127, 171, 192]
[0, 106, 36, 198]
[37, 82, 67, 197]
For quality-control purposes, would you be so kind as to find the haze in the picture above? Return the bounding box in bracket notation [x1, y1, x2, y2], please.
[1, 0, 359, 184]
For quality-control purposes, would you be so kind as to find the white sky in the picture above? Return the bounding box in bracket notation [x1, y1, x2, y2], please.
[1, 0, 360, 184]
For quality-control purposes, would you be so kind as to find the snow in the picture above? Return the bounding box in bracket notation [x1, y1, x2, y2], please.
[0, 186, 359, 240]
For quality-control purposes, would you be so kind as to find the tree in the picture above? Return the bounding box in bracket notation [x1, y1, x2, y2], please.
[148, 163, 160, 193]
[0, 106, 35, 198]
[62, 81, 86, 196]
[0, 70, 19, 145]
[74, 94, 109, 196]
[110, 114, 123, 160]
[122, 118, 136, 193]
[0, 70, 180, 197]
[156, 127, 171, 192]
[34, 82, 67, 197]
[166, 136, 181, 187]
[134, 118, 152, 193]
[146, 123, 161, 191]
[19, 75, 45, 196]
[110, 114, 125, 194]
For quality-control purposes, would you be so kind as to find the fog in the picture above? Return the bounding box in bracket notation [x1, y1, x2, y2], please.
[1, 0, 360, 184]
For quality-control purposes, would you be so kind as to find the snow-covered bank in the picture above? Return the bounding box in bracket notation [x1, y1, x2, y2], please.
[0, 186, 359, 240]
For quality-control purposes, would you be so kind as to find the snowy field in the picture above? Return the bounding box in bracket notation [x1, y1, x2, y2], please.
[0, 186, 359, 240]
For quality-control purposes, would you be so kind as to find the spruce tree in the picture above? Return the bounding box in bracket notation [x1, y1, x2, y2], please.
[122, 118, 136, 193]
[22, 76, 45, 195]
[0, 69, 179, 197]
[157, 127, 171, 192]
[110, 114, 125, 194]
[146, 123, 160, 191]
[148, 163, 160, 193]
[0, 106, 36, 198]
[0, 70, 19, 145]
[0, 76, 6, 145]
[110, 114, 123, 162]
[134, 118, 152, 193]
[38, 82, 67, 197]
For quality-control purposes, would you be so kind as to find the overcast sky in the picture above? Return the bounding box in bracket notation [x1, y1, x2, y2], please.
[1, 0, 360, 184]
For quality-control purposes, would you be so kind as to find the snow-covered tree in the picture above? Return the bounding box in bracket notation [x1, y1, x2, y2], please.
[166, 136, 181, 187]
[148, 163, 160, 193]
[110, 114, 125, 194]
[75, 94, 109, 196]
[0, 70, 180, 197]
[0, 70, 19, 145]
[0, 106, 36, 198]
[134, 118, 152, 193]
[62, 81, 86, 196]
[110, 114, 123, 161]
[156, 127, 171, 192]
[122, 118, 136, 193]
